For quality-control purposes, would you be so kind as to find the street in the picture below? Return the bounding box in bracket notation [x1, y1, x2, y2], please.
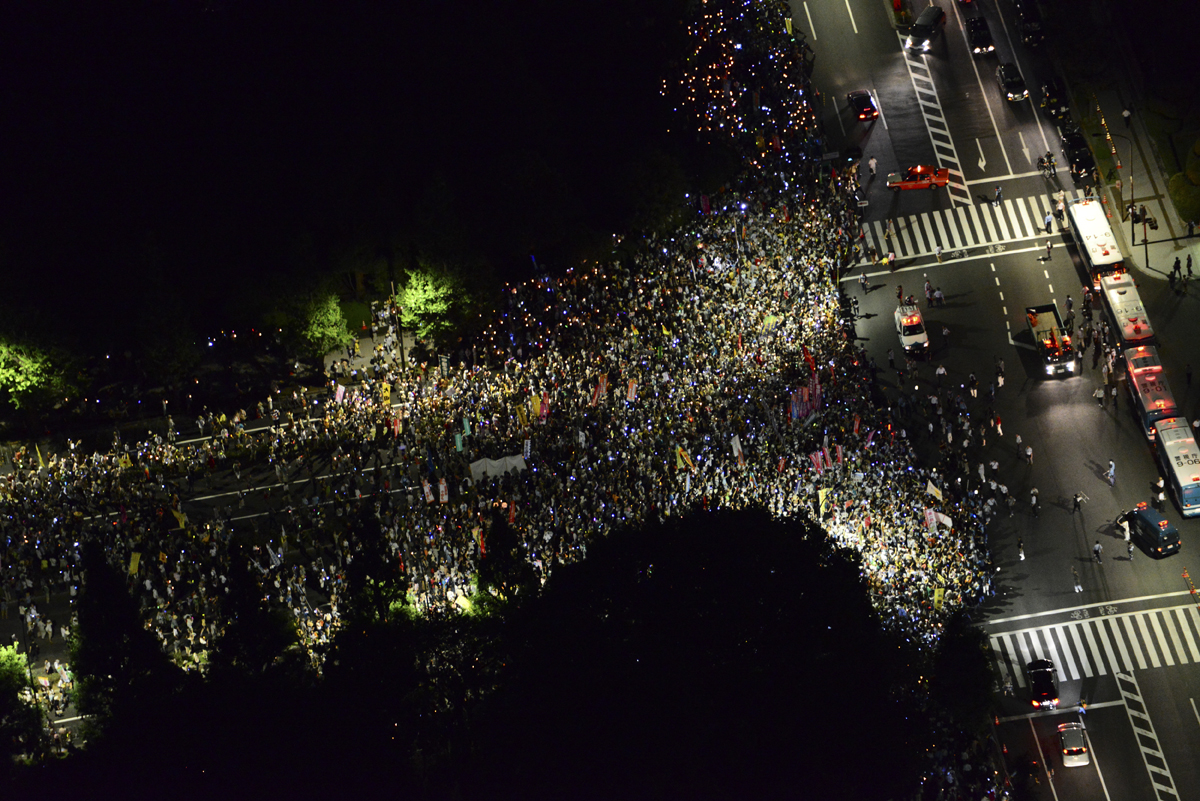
[810, 0, 1200, 796]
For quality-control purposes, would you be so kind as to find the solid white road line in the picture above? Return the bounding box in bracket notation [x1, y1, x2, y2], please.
[1084, 728, 1114, 801]
[984, 591, 1194, 625]
[1028, 718, 1061, 801]
[843, 0, 857, 33]
[803, 1, 816, 40]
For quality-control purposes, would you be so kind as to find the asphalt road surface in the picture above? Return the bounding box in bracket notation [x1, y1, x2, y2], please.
[844, 173, 1200, 801]
[812, 2, 1200, 796]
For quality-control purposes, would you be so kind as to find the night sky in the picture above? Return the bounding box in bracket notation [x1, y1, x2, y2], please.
[0, 0, 688, 349]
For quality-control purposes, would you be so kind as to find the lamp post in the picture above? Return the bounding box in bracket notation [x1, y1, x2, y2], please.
[1094, 132, 1133, 244]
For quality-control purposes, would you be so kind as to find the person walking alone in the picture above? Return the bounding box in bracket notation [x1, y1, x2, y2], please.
[1093, 540, 1103, 563]
[1018, 537, 1025, 561]
[1030, 487, 1039, 517]
[868, 156, 877, 177]
[1072, 492, 1083, 514]
[1072, 566, 1082, 593]
[1106, 459, 1115, 486]
[994, 185, 1003, 207]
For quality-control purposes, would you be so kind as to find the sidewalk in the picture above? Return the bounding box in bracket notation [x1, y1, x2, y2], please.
[1089, 85, 1198, 278]
[1059, 22, 1199, 280]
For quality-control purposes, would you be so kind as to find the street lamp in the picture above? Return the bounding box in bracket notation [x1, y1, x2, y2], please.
[1094, 132, 1133, 244]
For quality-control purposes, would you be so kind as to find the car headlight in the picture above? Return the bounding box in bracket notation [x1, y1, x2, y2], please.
[1007, 92, 1015, 99]
[922, 41, 932, 51]
[906, 37, 914, 47]
[973, 46, 981, 53]
[1045, 365, 1053, 375]
[987, 45, 994, 52]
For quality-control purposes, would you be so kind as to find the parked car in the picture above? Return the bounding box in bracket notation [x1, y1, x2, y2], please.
[1012, 0, 1044, 46]
[847, 90, 879, 121]
[1060, 128, 1096, 181]
[1027, 659, 1059, 709]
[886, 165, 949, 191]
[1040, 79, 1070, 122]
[996, 63, 1028, 102]
[964, 16, 994, 54]
[905, 4, 946, 50]
[1058, 723, 1090, 767]
[1121, 502, 1182, 557]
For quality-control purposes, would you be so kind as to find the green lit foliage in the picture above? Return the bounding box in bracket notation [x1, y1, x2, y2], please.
[1168, 137, 1200, 224]
[299, 293, 354, 358]
[0, 338, 73, 411]
[0, 645, 42, 767]
[396, 266, 458, 341]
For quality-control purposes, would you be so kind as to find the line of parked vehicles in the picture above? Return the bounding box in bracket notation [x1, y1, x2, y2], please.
[855, 1, 1095, 195]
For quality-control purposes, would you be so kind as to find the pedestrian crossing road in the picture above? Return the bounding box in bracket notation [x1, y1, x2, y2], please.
[990, 604, 1200, 689]
[859, 189, 1098, 265]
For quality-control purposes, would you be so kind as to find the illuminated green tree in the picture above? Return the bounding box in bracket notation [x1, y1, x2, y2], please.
[0, 338, 73, 411]
[396, 266, 457, 341]
[299, 293, 354, 358]
[0, 645, 42, 768]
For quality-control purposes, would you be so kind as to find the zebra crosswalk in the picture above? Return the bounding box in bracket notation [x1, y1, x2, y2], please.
[860, 189, 1097, 264]
[989, 604, 1200, 688]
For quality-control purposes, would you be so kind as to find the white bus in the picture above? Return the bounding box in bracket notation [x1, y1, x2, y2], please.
[1123, 346, 1176, 439]
[1066, 198, 1123, 289]
[1153, 417, 1200, 518]
[1101, 272, 1154, 347]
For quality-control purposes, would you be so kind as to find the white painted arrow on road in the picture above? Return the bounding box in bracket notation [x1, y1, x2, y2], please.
[1018, 131, 1031, 165]
[977, 138, 987, 171]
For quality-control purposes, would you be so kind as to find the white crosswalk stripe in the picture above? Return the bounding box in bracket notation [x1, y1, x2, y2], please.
[989, 605, 1200, 689]
[859, 190, 1095, 264]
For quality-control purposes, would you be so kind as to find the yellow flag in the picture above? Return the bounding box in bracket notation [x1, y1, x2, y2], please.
[531, 396, 541, 417]
[933, 588, 945, 610]
[129, 552, 141, 575]
[380, 384, 391, 404]
[36, 444, 45, 468]
[785, 17, 793, 35]
[516, 406, 528, 427]
[818, 488, 831, 517]
[171, 509, 188, 529]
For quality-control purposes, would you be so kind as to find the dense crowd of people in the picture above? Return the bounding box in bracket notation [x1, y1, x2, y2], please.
[2, 2, 1008, 794]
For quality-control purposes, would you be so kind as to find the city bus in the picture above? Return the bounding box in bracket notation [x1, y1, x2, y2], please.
[1152, 418, 1200, 518]
[1123, 346, 1177, 440]
[1066, 197, 1123, 289]
[1101, 272, 1155, 347]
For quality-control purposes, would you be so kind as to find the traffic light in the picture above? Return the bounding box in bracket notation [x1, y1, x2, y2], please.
[1148, 217, 1159, 231]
